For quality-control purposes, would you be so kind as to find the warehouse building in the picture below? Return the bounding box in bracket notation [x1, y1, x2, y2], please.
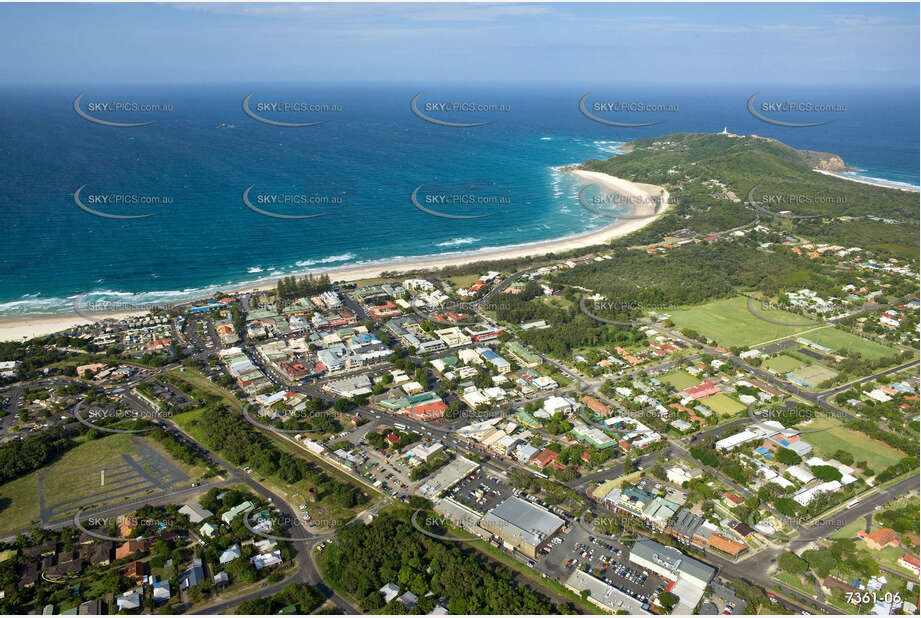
[479, 496, 564, 558]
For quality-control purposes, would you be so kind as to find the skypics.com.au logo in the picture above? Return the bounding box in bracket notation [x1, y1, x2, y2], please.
[73, 186, 175, 219]
[746, 92, 846, 128]
[579, 93, 677, 127]
[410, 93, 509, 127]
[242, 92, 341, 127]
[242, 183, 354, 220]
[73, 92, 173, 127]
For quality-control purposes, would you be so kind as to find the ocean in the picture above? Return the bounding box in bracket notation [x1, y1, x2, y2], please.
[0, 83, 917, 316]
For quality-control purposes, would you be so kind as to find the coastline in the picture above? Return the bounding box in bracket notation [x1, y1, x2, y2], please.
[813, 168, 921, 193]
[0, 170, 669, 342]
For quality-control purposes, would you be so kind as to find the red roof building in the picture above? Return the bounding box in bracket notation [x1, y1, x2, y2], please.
[682, 379, 721, 400]
[408, 400, 448, 422]
[529, 448, 559, 468]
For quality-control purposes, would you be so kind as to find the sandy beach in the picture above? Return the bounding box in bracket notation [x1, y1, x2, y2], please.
[0, 170, 669, 342]
[813, 169, 921, 192]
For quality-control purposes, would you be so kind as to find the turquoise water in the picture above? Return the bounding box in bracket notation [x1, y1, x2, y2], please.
[0, 84, 917, 315]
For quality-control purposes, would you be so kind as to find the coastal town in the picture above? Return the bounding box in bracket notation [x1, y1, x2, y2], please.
[0, 161, 917, 616]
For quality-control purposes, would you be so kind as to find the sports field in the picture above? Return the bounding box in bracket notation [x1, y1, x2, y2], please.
[669, 297, 813, 348]
[799, 418, 906, 470]
[763, 354, 806, 373]
[796, 329, 899, 362]
[698, 393, 747, 417]
[660, 369, 699, 390]
[788, 364, 838, 388]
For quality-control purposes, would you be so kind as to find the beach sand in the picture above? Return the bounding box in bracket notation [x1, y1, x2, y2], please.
[0, 170, 669, 342]
[813, 169, 920, 192]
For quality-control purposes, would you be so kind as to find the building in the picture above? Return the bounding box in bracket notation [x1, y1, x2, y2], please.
[464, 323, 503, 342]
[222, 501, 254, 525]
[682, 379, 721, 400]
[178, 502, 214, 524]
[707, 533, 747, 557]
[479, 496, 564, 558]
[179, 559, 204, 590]
[629, 539, 715, 614]
[529, 448, 559, 468]
[861, 528, 900, 551]
[898, 555, 920, 575]
[581, 395, 611, 417]
[564, 569, 648, 614]
[505, 341, 542, 368]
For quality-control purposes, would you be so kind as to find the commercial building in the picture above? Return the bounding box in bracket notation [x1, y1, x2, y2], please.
[505, 341, 541, 368]
[629, 540, 715, 614]
[479, 496, 564, 558]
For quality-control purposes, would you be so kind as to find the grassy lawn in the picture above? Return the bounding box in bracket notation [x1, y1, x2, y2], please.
[874, 544, 921, 579]
[798, 418, 906, 469]
[169, 367, 243, 411]
[660, 369, 699, 390]
[0, 433, 193, 535]
[763, 354, 806, 373]
[796, 328, 900, 362]
[831, 517, 866, 540]
[698, 393, 747, 417]
[773, 570, 816, 599]
[669, 296, 812, 348]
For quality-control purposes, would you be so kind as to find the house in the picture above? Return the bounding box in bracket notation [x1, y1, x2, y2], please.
[115, 540, 146, 561]
[397, 591, 418, 609]
[682, 379, 721, 400]
[251, 550, 283, 570]
[91, 542, 112, 566]
[221, 500, 254, 525]
[380, 583, 400, 603]
[179, 502, 214, 524]
[219, 544, 242, 565]
[200, 522, 219, 538]
[861, 528, 900, 551]
[120, 560, 149, 582]
[721, 493, 745, 509]
[213, 571, 230, 586]
[898, 555, 920, 575]
[529, 448, 559, 468]
[152, 580, 171, 602]
[115, 590, 141, 611]
[77, 600, 102, 615]
[179, 559, 204, 590]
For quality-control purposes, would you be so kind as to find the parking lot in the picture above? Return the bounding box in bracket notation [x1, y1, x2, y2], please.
[447, 469, 514, 514]
[353, 443, 415, 499]
[539, 519, 668, 607]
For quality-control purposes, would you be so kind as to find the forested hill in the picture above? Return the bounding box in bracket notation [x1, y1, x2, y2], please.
[581, 132, 918, 252]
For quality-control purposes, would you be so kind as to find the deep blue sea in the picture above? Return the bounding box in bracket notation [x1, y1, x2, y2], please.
[0, 84, 917, 316]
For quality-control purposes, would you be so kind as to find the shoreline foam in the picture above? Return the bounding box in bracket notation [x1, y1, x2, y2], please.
[0, 170, 669, 342]
[813, 169, 921, 193]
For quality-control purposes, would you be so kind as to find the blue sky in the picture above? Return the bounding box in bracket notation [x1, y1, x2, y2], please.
[0, 3, 917, 85]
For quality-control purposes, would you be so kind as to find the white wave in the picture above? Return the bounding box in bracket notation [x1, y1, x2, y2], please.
[247, 266, 264, 274]
[294, 252, 357, 267]
[436, 237, 479, 248]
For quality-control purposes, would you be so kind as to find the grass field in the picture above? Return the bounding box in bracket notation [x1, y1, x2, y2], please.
[660, 369, 700, 390]
[763, 354, 806, 373]
[799, 418, 906, 470]
[669, 296, 812, 348]
[0, 433, 194, 535]
[698, 393, 747, 417]
[169, 367, 243, 411]
[796, 329, 899, 362]
[788, 364, 838, 388]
